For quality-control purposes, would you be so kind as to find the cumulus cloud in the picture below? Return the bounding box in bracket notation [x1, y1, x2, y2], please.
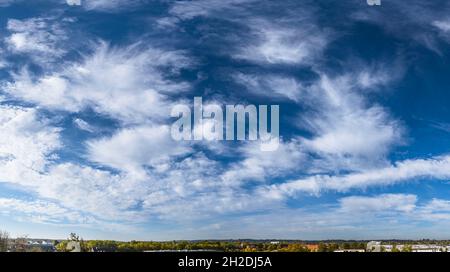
[221, 140, 305, 186]
[416, 199, 450, 221]
[0, 105, 61, 178]
[0, 37, 228, 230]
[0, 107, 123, 225]
[4, 42, 191, 123]
[0, 104, 254, 226]
[0, 108, 206, 226]
[87, 125, 192, 173]
[0, 124, 152, 225]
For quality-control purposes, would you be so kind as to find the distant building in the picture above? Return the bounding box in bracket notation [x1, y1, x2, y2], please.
[411, 245, 445, 252]
[366, 241, 450, 253]
[334, 249, 365, 253]
[366, 241, 382, 252]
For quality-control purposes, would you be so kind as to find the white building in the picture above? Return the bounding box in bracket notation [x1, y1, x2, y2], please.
[366, 241, 382, 252]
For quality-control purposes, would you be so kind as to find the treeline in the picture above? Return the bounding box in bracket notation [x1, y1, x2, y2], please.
[58, 240, 248, 252]
[55, 240, 367, 252]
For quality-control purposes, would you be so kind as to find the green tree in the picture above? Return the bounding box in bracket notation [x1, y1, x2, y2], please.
[392, 245, 399, 252]
[402, 245, 412, 252]
[0, 231, 9, 252]
[56, 240, 69, 252]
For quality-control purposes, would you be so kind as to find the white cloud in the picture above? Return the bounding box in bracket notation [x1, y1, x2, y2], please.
[87, 125, 192, 173]
[0, 38, 410, 234]
[433, 20, 450, 33]
[0, 103, 448, 235]
[235, 21, 328, 65]
[221, 140, 305, 186]
[415, 199, 450, 221]
[0, 0, 16, 7]
[233, 73, 304, 102]
[0, 105, 61, 178]
[229, 67, 403, 182]
[168, 0, 257, 20]
[184, 194, 450, 240]
[260, 155, 450, 199]
[37, 163, 148, 222]
[137, 153, 261, 219]
[0, 107, 124, 226]
[167, 0, 328, 66]
[339, 194, 417, 213]
[5, 17, 69, 62]
[350, 0, 450, 54]
[422, 199, 450, 212]
[0, 39, 231, 228]
[73, 118, 95, 132]
[0, 197, 140, 233]
[0, 49, 7, 69]
[299, 73, 403, 171]
[76, 0, 142, 11]
[225, 68, 403, 188]
[0, 198, 85, 224]
[432, 19, 450, 43]
[4, 42, 191, 124]
[0, 105, 144, 225]
[336, 194, 450, 232]
[66, 0, 81, 6]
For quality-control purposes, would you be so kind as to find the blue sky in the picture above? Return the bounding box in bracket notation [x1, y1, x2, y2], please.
[1, 0, 450, 240]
